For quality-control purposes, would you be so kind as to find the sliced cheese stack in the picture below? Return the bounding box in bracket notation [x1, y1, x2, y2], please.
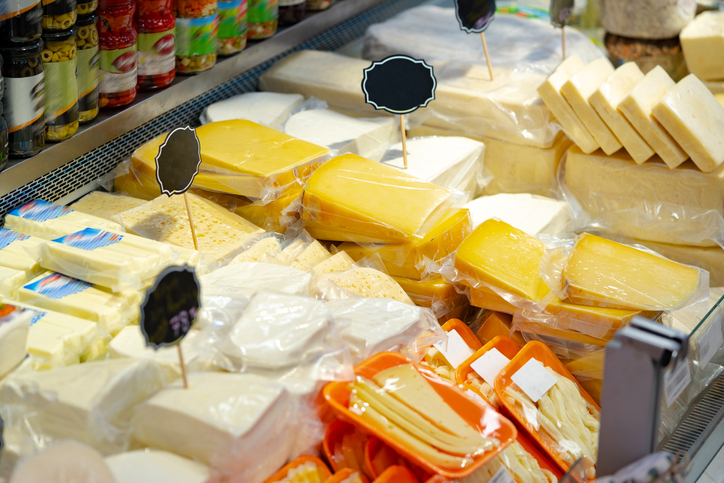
[680, 12, 724, 82]
[463, 193, 569, 235]
[0, 304, 32, 378]
[106, 450, 210, 483]
[5, 200, 123, 239]
[0, 267, 27, 299]
[119, 193, 263, 263]
[71, 191, 146, 221]
[284, 109, 398, 162]
[202, 91, 304, 129]
[0, 228, 44, 277]
[316, 267, 414, 305]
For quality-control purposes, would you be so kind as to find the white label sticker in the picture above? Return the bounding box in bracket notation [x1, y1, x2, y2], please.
[511, 359, 557, 402]
[434, 330, 474, 369]
[466, 389, 490, 408]
[489, 465, 516, 483]
[664, 360, 692, 407]
[471, 348, 511, 387]
[698, 314, 723, 369]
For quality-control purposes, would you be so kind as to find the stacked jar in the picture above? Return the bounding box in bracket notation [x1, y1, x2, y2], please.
[217, 0, 247, 56]
[174, 0, 218, 74]
[41, 26, 80, 141]
[0, 55, 8, 171]
[248, 0, 277, 39]
[0, 0, 46, 157]
[137, 0, 176, 88]
[278, 0, 304, 26]
[97, 0, 137, 107]
[76, 12, 100, 122]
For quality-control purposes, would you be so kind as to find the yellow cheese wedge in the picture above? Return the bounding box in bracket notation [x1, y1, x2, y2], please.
[311, 252, 355, 275]
[474, 311, 525, 346]
[561, 59, 622, 155]
[302, 154, 455, 243]
[619, 66, 688, 168]
[290, 240, 331, 271]
[71, 192, 146, 221]
[636, 240, 724, 287]
[114, 169, 160, 201]
[320, 267, 414, 305]
[119, 193, 264, 262]
[469, 286, 519, 314]
[0, 228, 44, 277]
[229, 237, 282, 265]
[392, 274, 464, 309]
[652, 74, 724, 173]
[563, 234, 701, 311]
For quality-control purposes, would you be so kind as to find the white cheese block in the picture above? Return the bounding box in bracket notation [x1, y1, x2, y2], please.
[0, 228, 44, 277]
[589, 62, 655, 164]
[652, 74, 724, 173]
[201, 262, 312, 301]
[0, 359, 168, 454]
[318, 267, 414, 305]
[105, 450, 210, 483]
[619, 66, 689, 168]
[10, 441, 116, 483]
[5, 200, 123, 240]
[71, 192, 146, 222]
[228, 237, 281, 264]
[537, 56, 599, 154]
[220, 292, 332, 369]
[561, 58, 622, 155]
[0, 266, 27, 299]
[202, 92, 304, 130]
[680, 12, 724, 81]
[0, 305, 31, 378]
[132, 372, 294, 476]
[464, 194, 570, 236]
[284, 110, 398, 162]
[379, 136, 485, 198]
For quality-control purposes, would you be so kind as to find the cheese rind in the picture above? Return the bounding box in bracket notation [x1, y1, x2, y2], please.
[71, 192, 146, 221]
[105, 450, 210, 483]
[202, 91, 304, 129]
[5, 200, 123, 240]
[652, 74, 724, 173]
[619, 66, 688, 168]
[680, 12, 724, 81]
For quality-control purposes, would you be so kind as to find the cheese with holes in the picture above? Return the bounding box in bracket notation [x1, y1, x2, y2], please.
[652, 74, 724, 173]
[273, 238, 307, 266]
[311, 251, 355, 275]
[619, 66, 688, 168]
[284, 110, 397, 162]
[538, 56, 599, 154]
[119, 193, 263, 262]
[680, 12, 724, 81]
[0, 266, 27, 299]
[289, 240, 331, 271]
[563, 234, 701, 311]
[5, 200, 123, 240]
[318, 267, 414, 305]
[203, 92, 304, 129]
[589, 62, 655, 164]
[561, 59, 622, 155]
[636, 240, 724, 286]
[0, 304, 32, 378]
[0, 228, 44, 277]
[71, 192, 146, 221]
[302, 154, 454, 243]
[229, 237, 281, 264]
[106, 450, 209, 483]
[463, 193, 569, 236]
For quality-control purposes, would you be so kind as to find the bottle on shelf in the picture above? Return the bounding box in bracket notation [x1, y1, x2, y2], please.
[97, 1, 138, 107]
[217, 0, 247, 56]
[76, 12, 100, 123]
[137, 0, 176, 88]
[0, 0, 43, 44]
[279, 0, 304, 26]
[41, 26, 80, 141]
[77, 0, 98, 15]
[174, 0, 218, 74]
[248, 0, 277, 39]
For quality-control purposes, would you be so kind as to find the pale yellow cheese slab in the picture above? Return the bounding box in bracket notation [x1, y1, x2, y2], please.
[71, 192, 146, 222]
[680, 11, 724, 81]
[319, 267, 414, 305]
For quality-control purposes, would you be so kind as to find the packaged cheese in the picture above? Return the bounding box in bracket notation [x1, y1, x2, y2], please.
[311, 251, 355, 275]
[392, 274, 469, 320]
[284, 109, 398, 162]
[71, 192, 146, 221]
[463, 193, 569, 236]
[106, 450, 210, 483]
[315, 267, 414, 305]
[680, 12, 724, 81]
[228, 236, 282, 264]
[201, 91, 304, 129]
[5, 200, 123, 240]
[0, 228, 44, 277]
[302, 154, 458, 243]
[636, 240, 724, 287]
[0, 304, 32, 378]
[0, 267, 27, 299]
[10, 441, 116, 483]
[289, 240, 332, 271]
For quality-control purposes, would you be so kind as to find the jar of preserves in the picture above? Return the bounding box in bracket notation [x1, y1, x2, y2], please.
[77, 0, 98, 14]
[0, 0, 43, 43]
[174, 0, 217, 17]
[43, 0, 78, 30]
[98, 2, 137, 107]
[137, 0, 176, 89]
[306, 0, 334, 11]
[0, 107, 8, 171]
[248, 0, 277, 39]
[76, 12, 100, 123]
[98, 0, 132, 6]
[42, 27, 79, 141]
[278, 0, 304, 26]
[217, 0, 247, 56]
[175, 14, 218, 74]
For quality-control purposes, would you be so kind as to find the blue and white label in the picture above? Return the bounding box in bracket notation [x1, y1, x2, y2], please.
[24, 273, 92, 299]
[29, 310, 46, 326]
[54, 228, 123, 251]
[0, 228, 29, 250]
[9, 200, 73, 222]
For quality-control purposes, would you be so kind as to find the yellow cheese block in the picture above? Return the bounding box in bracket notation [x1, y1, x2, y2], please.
[636, 240, 724, 286]
[473, 311, 525, 346]
[114, 169, 160, 201]
[320, 267, 414, 305]
[302, 154, 455, 243]
[469, 286, 518, 313]
[119, 193, 264, 262]
[392, 274, 469, 320]
[563, 234, 701, 311]
[0, 228, 44, 277]
[71, 192, 146, 222]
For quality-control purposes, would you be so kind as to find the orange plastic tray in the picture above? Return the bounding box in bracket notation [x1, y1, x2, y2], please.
[264, 455, 332, 483]
[516, 431, 563, 481]
[323, 352, 518, 479]
[364, 437, 433, 482]
[494, 341, 600, 476]
[441, 319, 483, 352]
[326, 468, 369, 483]
[323, 418, 372, 475]
[455, 336, 522, 388]
[373, 466, 419, 483]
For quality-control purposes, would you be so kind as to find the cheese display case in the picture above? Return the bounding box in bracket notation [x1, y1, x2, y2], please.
[1, 0, 724, 482]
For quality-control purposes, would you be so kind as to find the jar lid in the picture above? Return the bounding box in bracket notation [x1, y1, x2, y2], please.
[76, 11, 99, 26]
[0, 38, 43, 55]
[42, 25, 78, 42]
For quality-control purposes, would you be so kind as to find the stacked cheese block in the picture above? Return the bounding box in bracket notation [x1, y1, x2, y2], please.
[681, 11, 724, 102]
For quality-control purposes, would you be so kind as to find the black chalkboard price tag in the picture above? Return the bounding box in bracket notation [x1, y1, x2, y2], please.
[550, 0, 574, 59]
[154, 126, 202, 250]
[140, 264, 200, 388]
[454, 0, 496, 80]
[362, 55, 436, 169]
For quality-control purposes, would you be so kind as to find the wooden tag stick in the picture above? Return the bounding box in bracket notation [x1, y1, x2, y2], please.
[183, 192, 199, 251]
[480, 32, 494, 81]
[177, 344, 189, 389]
[562, 26, 566, 60]
[400, 114, 408, 170]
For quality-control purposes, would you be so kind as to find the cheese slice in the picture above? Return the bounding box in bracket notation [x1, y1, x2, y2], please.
[5, 200, 123, 240]
[0, 228, 44, 277]
[0, 266, 27, 299]
[0, 304, 32, 378]
[311, 251, 355, 275]
[318, 267, 414, 305]
[119, 193, 264, 262]
[71, 192, 146, 221]
[289, 240, 331, 271]
[203, 91, 304, 129]
[229, 237, 281, 264]
[561, 58, 622, 155]
[563, 234, 701, 311]
[464, 193, 569, 236]
[106, 450, 209, 483]
[10, 441, 116, 483]
[302, 154, 455, 243]
[636, 240, 724, 287]
[652, 74, 724, 173]
[680, 12, 724, 81]
[589, 62, 655, 164]
[284, 110, 397, 162]
[537, 56, 599, 154]
[619, 66, 688, 168]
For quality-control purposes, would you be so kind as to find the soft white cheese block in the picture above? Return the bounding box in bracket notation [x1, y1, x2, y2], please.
[680, 12, 724, 81]
[464, 194, 570, 236]
[10, 441, 116, 483]
[590, 62, 655, 164]
[619, 66, 689, 168]
[0, 359, 168, 454]
[284, 110, 398, 162]
[105, 450, 210, 483]
[71, 191, 146, 222]
[202, 262, 311, 301]
[379, 136, 485, 199]
[0, 228, 44, 277]
[132, 372, 294, 475]
[202, 92, 304, 130]
[652, 74, 724, 173]
[5, 200, 123, 240]
[0, 266, 27, 299]
[0, 305, 32, 378]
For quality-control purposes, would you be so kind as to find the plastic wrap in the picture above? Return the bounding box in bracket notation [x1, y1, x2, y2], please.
[420, 319, 481, 383]
[5, 200, 124, 240]
[9, 441, 117, 483]
[313, 266, 415, 305]
[635, 241, 724, 287]
[0, 266, 27, 298]
[0, 304, 32, 378]
[228, 233, 283, 265]
[264, 455, 332, 483]
[70, 191, 146, 221]
[392, 274, 470, 321]
[200, 91, 304, 129]
[681, 12, 724, 82]
[0, 228, 44, 277]
[323, 419, 374, 476]
[105, 449, 210, 483]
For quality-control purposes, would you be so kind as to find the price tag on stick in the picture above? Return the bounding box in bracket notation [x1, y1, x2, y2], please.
[140, 264, 201, 389]
[155, 126, 202, 250]
[362, 55, 436, 170]
[454, 0, 496, 80]
[550, 0, 574, 59]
